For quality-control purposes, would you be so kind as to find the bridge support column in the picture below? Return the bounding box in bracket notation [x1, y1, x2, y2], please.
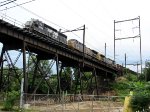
[0, 45, 5, 91]
[74, 64, 83, 95]
[93, 68, 98, 95]
[56, 54, 61, 97]
[31, 55, 40, 92]
[79, 66, 83, 95]
[22, 41, 27, 103]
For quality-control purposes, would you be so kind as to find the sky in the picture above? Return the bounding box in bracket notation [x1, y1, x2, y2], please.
[0, 0, 150, 72]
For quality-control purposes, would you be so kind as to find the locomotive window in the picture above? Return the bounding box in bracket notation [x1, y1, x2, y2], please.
[34, 23, 38, 27]
[47, 28, 53, 33]
[39, 26, 43, 29]
[25, 21, 31, 26]
[39, 22, 43, 27]
[54, 32, 58, 38]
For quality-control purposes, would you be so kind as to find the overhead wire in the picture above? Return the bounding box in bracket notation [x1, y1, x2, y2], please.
[0, 11, 25, 27]
[115, 20, 140, 64]
[12, 0, 67, 31]
[0, 0, 14, 4]
[57, 0, 113, 54]
[1, 0, 84, 40]
[57, 0, 119, 61]
[0, 0, 36, 11]
[0, 0, 16, 7]
[0, 0, 131, 65]
[57, 0, 113, 39]
[1, 0, 114, 54]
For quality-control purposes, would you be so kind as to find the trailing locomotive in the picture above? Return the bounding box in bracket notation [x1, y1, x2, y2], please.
[25, 19, 67, 44]
[25, 19, 116, 66]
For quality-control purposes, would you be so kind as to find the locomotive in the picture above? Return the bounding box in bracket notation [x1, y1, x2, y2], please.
[25, 19, 67, 44]
[25, 19, 115, 65]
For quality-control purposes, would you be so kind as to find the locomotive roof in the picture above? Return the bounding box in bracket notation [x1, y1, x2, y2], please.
[31, 18, 67, 38]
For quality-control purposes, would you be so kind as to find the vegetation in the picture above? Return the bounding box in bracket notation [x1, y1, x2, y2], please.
[1, 54, 150, 111]
[111, 62, 150, 111]
[2, 90, 19, 111]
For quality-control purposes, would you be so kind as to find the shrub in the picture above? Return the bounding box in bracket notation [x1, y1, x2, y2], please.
[126, 73, 137, 81]
[2, 91, 19, 111]
[131, 92, 150, 111]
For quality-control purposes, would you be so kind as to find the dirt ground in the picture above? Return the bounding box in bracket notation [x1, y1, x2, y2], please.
[26, 100, 123, 112]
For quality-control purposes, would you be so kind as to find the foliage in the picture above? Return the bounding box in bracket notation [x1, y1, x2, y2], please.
[2, 67, 22, 92]
[138, 74, 145, 81]
[111, 81, 130, 96]
[112, 72, 150, 111]
[2, 90, 19, 111]
[143, 61, 150, 81]
[27, 55, 54, 94]
[60, 67, 72, 92]
[130, 82, 150, 111]
[125, 73, 137, 81]
[131, 92, 150, 111]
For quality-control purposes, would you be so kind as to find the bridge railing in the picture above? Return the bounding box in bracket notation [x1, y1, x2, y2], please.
[23, 93, 125, 112]
[0, 12, 25, 28]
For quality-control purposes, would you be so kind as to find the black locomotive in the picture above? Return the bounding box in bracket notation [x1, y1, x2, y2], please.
[25, 19, 67, 44]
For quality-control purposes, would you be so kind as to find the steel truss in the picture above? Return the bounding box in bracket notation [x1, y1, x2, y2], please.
[0, 41, 110, 103]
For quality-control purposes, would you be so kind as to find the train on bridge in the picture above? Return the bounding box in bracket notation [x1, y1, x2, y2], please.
[24, 19, 122, 70]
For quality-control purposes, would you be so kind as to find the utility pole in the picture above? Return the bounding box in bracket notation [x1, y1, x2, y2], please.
[114, 17, 142, 74]
[105, 43, 106, 57]
[83, 25, 85, 67]
[114, 20, 116, 62]
[125, 53, 127, 74]
[126, 63, 140, 76]
[61, 25, 86, 67]
[136, 63, 140, 75]
[139, 16, 142, 74]
[105, 43, 106, 62]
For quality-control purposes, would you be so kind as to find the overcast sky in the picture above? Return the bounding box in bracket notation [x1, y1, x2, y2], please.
[0, 0, 150, 72]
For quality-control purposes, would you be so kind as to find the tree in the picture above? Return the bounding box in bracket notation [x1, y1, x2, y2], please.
[143, 61, 150, 81]
[1, 66, 22, 92]
[27, 55, 54, 94]
[60, 67, 72, 92]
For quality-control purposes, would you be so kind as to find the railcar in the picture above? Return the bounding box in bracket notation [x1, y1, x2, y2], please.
[96, 53, 105, 61]
[91, 50, 98, 58]
[25, 19, 67, 44]
[68, 39, 86, 52]
[105, 58, 115, 65]
[85, 47, 93, 56]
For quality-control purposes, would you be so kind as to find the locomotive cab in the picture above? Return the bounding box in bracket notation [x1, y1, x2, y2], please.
[24, 20, 34, 29]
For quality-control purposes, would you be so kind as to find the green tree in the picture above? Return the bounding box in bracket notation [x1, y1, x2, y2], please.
[143, 61, 150, 81]
[27, 55, 54, 94]
[60, 67, 72, 92]
[1, 67, 22, 92]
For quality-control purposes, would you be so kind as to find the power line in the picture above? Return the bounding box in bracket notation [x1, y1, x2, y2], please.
[1, 0, 116, 61]
[0, 0, 14, 4]
[0, 0, 84, 41]
[57, 0, 112, 39]
[0, 0, 35, 11]
[0, 0, 16, 7]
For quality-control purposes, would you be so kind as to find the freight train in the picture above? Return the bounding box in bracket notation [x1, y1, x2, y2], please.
[25, 19, 117, 66]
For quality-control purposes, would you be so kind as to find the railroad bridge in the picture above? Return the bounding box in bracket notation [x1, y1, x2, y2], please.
[0, 19, 122, 96]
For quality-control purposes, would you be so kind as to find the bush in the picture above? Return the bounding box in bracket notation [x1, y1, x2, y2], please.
[131, 92, 150, 111]
[2, 91, 19, 111]
[126, 73, 137, 81]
